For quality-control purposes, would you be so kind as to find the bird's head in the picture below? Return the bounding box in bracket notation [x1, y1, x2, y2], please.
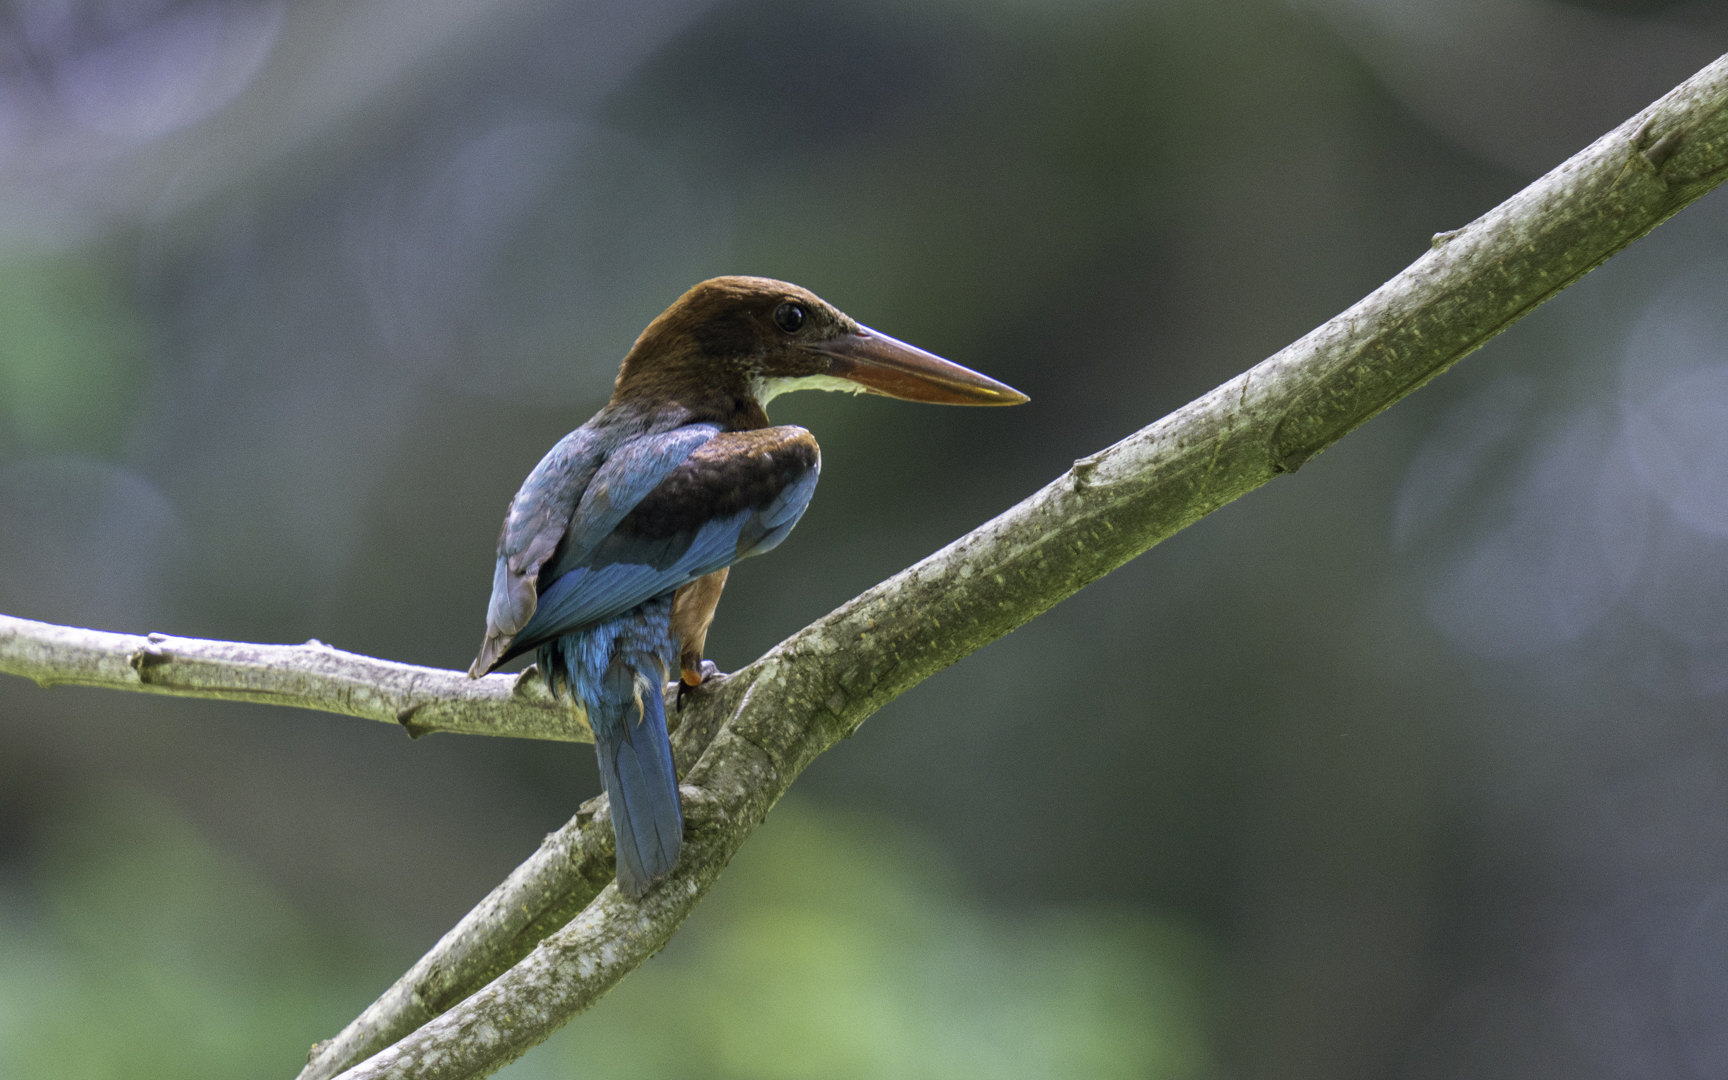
[612, 276, 1027, 420]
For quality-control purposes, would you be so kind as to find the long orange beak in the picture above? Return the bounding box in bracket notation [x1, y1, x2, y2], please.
[811, 326, 1029, 406]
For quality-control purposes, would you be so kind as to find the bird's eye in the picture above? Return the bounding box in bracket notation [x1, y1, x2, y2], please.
[774, 302, 806, 333]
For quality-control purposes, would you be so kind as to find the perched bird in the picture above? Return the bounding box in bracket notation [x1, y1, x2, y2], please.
[468, 276, 1026, 897]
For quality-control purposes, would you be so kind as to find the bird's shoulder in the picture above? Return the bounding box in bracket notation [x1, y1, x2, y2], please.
[501, 410, 700, 562]
[614, 426, 820, 539]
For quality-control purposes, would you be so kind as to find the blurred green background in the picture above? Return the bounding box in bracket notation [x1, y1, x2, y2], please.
[2, 1, 1727, 1077]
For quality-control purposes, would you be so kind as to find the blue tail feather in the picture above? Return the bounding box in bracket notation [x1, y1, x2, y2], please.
[593, 660, 683, 897]
[542, 597, 683, 898]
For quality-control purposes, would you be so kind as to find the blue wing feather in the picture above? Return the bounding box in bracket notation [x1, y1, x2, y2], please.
[547, 424, 722, 582]
[518, 508, 757, 647]
[738, 462, 820, 556]
[478, 427, 609, 650]
[503, 426, 821, 658]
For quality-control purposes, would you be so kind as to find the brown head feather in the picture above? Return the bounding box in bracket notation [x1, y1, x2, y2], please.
[611, 276, 853, 427]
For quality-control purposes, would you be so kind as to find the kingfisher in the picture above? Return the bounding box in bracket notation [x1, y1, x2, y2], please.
[467, 276, 1026, 897]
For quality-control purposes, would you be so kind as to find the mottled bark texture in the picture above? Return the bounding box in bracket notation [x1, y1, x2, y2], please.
[1, 54, 1725, 1080]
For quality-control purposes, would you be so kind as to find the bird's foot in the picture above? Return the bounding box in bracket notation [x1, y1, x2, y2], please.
[676, 660, 724, 710]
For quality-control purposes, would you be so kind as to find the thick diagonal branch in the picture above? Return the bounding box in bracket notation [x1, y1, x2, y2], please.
[289, 54, 1728, 1080]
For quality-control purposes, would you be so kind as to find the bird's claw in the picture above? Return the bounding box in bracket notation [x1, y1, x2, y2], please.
[676, 660, 724, 710]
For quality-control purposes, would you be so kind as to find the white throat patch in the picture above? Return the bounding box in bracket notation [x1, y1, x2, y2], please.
[755, 374, 868, 405]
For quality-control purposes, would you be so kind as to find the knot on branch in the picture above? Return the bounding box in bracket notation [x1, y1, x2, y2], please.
[1271, 441, 1316, 474]
[1617, 118, 1687, 191]
[576, 793, 609, 828]
[1070, 452, 1106, 492]
[1641, 125, 1684, 170]
[396, 703, 433, 739]
[127, 642, 170, 682]
[511, 663, 552, 700]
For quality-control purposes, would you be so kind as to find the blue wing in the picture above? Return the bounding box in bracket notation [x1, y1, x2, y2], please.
[469, 423, 720, 675]
[553, 423, 723, 572]
[493, 425, 821, 665]
[470, 426, 610, 674]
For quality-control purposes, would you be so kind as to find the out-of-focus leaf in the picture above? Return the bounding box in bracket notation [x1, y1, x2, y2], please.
[0, 254, 146, 456]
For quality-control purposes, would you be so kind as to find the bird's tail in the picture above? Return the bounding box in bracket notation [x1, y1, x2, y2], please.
[592, 657, 683, 898]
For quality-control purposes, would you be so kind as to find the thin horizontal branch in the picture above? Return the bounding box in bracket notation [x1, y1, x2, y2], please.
[308, 53, 1728, 1080]
[0, 615, 587, 743]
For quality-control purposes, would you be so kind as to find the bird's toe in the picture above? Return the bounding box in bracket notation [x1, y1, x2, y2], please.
[676, 661, 726, 710]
